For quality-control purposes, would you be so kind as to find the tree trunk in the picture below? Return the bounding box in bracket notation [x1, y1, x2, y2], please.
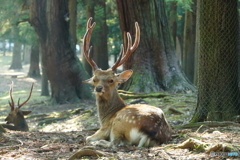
[40, 45, 50, 96]
[82, 0, 109, 76]
[30, 0, 92, 103]
[191, 0, 240, 122]
[69, 0, 77, 51]
[169, 1, 177, 49]
[28, 43, 40, 78]
[182, 0, 197, 83]
[2, 40, 6, 56]
[82, 1, 95, 76]
[41, 65, 50, 96]
[92, 0, 108, 70]
[116, 0, 195, 93]
[9, 37, 22, 69]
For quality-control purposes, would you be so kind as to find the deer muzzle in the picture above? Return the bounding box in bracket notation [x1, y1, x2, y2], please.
[95, 86, 103, 92]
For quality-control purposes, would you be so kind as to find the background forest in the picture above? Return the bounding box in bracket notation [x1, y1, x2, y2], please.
[0, 0, 239, 159]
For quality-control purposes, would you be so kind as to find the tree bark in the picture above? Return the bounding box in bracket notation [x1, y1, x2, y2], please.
[191, 0, 240, 122]
[69, 0, 77, 50]
[116, 0, 195, 93]
[82, 0, 108, 76]
[169, 1, 177, 49]
[28, 43, 40, 78]
[92, 0, 108, 70]
[9, 38, 22, 69]
[82, 1, 95, 76]
[30, 0, 92, 103]
[182, 0, 197, 83]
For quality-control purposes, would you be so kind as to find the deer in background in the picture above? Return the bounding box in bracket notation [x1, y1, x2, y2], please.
[1, 83, 33, 131]
[83, 18, 172, 147]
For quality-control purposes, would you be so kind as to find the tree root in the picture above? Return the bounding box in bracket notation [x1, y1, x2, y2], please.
[118, 90, 169, 99]
[68, 146, 112, 160]
[174, 121, 240, 129]
[176, 138, 208, 152]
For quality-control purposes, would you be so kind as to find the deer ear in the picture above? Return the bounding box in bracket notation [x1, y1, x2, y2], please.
[117, 70, 133, 83]
[83, 78, 93, 85]
[22, 111, 31, 115]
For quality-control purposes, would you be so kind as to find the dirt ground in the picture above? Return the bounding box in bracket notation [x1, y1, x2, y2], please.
[0, 54, 239, 160]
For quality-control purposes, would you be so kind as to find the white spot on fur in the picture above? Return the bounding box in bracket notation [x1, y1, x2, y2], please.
[132, 116, 135, 119]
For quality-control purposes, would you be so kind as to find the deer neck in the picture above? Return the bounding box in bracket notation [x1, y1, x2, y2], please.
[96, 89, 126, 125]
[14, 118, 29, 131]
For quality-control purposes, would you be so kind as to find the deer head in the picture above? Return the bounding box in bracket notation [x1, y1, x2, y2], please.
[83, 18, 171, 147]
[83, 17, 139, 100]
[2, 82, 33, 131]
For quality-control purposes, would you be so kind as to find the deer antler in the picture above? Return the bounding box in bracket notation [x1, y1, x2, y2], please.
[111, 22, 140, 70]
[83, 18, 140, 71]
[8, 82, 14, 111]
[83, 17, 99, 71]
[18, 83, 34, 108]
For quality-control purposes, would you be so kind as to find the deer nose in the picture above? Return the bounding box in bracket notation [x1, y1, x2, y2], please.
[95, 86, 103, 92]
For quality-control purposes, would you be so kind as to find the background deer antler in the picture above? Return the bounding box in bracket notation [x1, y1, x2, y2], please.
[18, 83, 34, 108]
[8, 82, 34, 109]
[8, 82, 15, 111]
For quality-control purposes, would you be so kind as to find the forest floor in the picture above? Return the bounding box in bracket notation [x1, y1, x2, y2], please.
[0, 54, 239, 160]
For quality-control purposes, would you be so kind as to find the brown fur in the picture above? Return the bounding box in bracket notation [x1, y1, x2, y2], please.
[84, 69, 172, 147]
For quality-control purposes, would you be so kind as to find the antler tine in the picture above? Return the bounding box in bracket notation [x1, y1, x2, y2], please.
[111, 22, 140, 70]
[18, 83, 34, 108]
[83, 17, 99, 71]
[9, 82, 14, 111]
[111, 44, 124, 70]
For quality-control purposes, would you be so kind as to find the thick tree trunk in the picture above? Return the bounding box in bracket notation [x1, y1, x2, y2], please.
[28, 43, 40, 78]
[116, 0, 195, 93]
[30, 0, 91, 103]
[191, 0, 240, 122]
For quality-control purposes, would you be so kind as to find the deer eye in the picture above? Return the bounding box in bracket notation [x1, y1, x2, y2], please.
[109, 79, 114, 83]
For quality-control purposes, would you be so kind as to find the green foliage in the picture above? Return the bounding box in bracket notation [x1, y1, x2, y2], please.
[76, 0, 121, 57]
[0, 0, 37, 45]
[165, 0, 193, 11]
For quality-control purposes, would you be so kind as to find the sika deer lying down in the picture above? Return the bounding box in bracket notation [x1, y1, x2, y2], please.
[83, 18, 172, 147]
[1, 83, 33, 131]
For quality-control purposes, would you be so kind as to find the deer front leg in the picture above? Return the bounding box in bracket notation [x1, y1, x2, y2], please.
[86, 126, 110, 143]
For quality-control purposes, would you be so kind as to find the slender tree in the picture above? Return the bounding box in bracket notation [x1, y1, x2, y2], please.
[169, 1, 177, 48]
[182, 0, 197, 83]
[69, 0, 77, 50]
[116, 0, 195, 93]
[30, 0, 91, 103]
[191, 0, 240, 122]
[82, 0, 108, 76]
[28, 42, 40, 77]
[9, 26, 23, 70]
